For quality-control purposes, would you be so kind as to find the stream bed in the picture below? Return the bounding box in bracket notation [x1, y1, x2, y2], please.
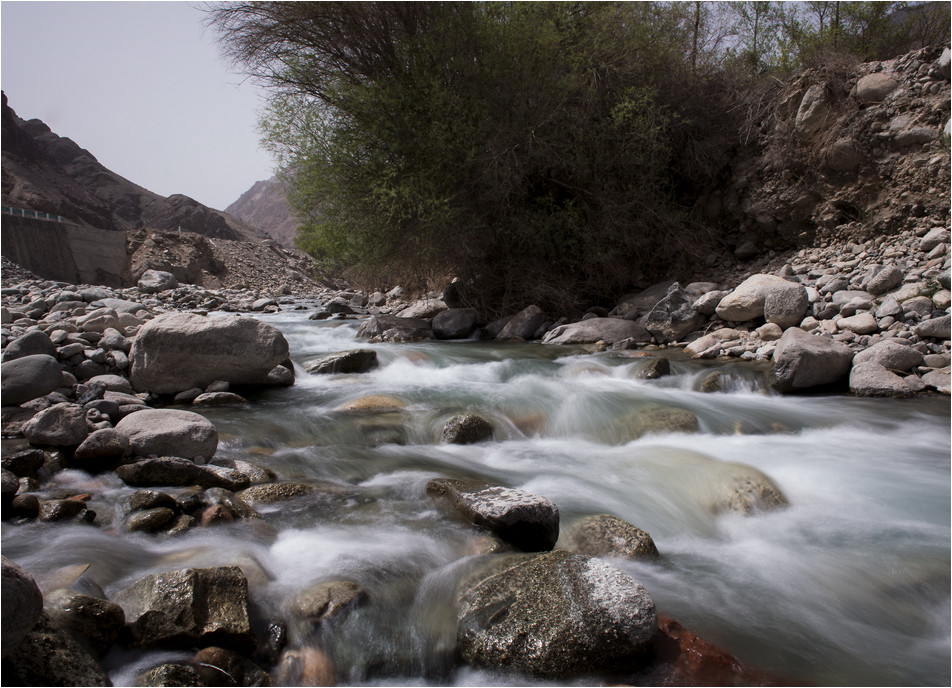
[3, 310, 949, 686]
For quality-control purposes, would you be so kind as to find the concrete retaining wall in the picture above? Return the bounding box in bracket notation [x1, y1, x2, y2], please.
[1, 216, 129, 287]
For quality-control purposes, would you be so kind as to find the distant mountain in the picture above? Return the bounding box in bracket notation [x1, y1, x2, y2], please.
[226, 176, 300, 248]
[0, 91, 267, 243]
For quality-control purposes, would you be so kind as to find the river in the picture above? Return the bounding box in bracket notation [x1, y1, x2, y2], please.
[3, 309, 949, 686]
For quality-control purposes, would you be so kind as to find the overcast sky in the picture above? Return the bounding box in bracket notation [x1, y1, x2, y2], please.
[1, 1, 274, 211]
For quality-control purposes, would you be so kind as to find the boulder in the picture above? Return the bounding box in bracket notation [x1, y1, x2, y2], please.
[542, 317, 650, 345]
[849, 361, 913, 398]
[137, 269, 178, 293]
[715, 274, 790, 322]
[441, 414, 494, 444]
[290, 580, 368, 626]
[922, 367, 951, 394]
[192, 392, 248, 407]
[919, 227, 950, 252]
[73, 428, 132, 470]
[126, 507, 177, 533]
[22, 403, 88, 447]
[114, 566, 254, 651]
[304, 349, 379, 375]
[237, 481, 320, 505]
[837, 312, 878, 335]
[914, 315, 951, 340]
[2, 556, 44, 658]
[115, 457, 249, 491]
[772, 327, 854, 393]
[643, 283, 703, 343]
[865, 265, 904, 295]
[763, 282, 810, 329]
[137, 663, 204, 686]
[432, 308, 479, 339]
[128, 313, 290, 394]
[497, 305, 546, 340]
[336, 394, 407, 414]
[427, 478, 559, 551]
[44, 589, 125, 657]
[794, 83, 829, 137]
[616, 406, 699, 440]
[855, 72, 899, 102]
[2, 329, 55, 362]
[355, 314, 433, 342]
[7, 612, 112, 686]
[615, 281, 677, 315]
[693, 290, 730, 316]
[398, 298, 447, 319]
[559, 513, 659, 559]
[115, 409, 218, 461]
[853, 340, 923, 371]
[456, 550, 657, 677]
[1, 354, 65, 406]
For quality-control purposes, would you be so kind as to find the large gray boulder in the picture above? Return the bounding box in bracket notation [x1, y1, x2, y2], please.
[849, 361, 914, 398]
[764, 282, 810, 329]
[355, 314, 433, 342]
[1, 354, 64, 406]
[864, 265, 904, 295]
[643, 283, 703, 343]
[542, 317, 650, 345]
[115, 409, 218, 461]
[497, 305, 546, 340]
[137, 269, 178, 293]
[432, 308, 479, 340]
[2, 556, 44, 658]
[22, 403, 88, 447]
[915, 315, 951, 340]
[427, 478, 559, 551]
[855, 72, 899, 103]
[129, 313, 290, 394]
[114, 566, 254, 651]
[456, 550, 657, 677]
[853, 340, 923, 371]
[715, 274, 791, 322]
[772, 327, 854, 393]
[2, 330, 55, 362]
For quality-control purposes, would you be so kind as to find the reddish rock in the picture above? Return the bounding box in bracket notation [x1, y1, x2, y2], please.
[630, 615, 802, 686]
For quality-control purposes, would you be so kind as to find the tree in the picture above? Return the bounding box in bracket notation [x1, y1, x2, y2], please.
[209, 2, 729, 314]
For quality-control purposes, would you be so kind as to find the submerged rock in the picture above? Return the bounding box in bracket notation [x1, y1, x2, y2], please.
[559, 513, 660, 559]
[456, 550, 657, 677]
[441, 414, 494, 444]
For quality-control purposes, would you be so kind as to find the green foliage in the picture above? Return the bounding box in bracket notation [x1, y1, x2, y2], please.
[209, 1, 949, 314]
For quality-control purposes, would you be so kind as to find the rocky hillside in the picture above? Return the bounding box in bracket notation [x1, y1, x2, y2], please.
[708, 44, 950, 262]
[0, 92, 266, 243]
[225, 176, 299, 248]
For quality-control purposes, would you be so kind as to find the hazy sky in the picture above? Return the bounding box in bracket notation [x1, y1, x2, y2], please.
[1, 1, 274, 211]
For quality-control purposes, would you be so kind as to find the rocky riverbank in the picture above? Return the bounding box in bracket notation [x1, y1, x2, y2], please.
[1, 207, 949, 684]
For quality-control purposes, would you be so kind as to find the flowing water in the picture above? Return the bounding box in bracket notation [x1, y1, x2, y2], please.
[3, 309, 949, 686]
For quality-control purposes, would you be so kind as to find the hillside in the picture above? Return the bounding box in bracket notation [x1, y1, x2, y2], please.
[0, 92, 266, 243]
[225, 176, 299, 248]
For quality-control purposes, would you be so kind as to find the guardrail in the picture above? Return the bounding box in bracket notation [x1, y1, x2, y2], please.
[2, 206, 65, 223]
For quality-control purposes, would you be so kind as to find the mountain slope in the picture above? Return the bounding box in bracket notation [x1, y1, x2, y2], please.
[0, 91, 267, 242]
[225, 176, 299, 248]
